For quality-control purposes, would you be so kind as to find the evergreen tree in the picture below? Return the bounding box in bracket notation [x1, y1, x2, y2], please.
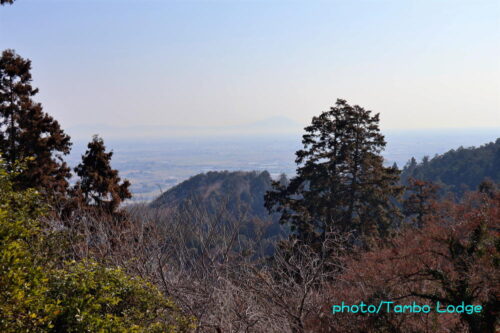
[400, 139, 499, 196]
[265, 99, 402, 247]
[0, 50, 72, 197]
[74, 135, 131, 213]
[401, 157, 417, 183]
[403, 178, 438, 227]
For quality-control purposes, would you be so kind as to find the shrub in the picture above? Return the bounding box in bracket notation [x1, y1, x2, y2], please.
[0, 160, 194, 332]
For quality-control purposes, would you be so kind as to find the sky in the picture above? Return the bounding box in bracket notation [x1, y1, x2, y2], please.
[1, 0, 499, 138]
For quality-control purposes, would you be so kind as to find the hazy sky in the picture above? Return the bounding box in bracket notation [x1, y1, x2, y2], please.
[1, 0, 499, 135]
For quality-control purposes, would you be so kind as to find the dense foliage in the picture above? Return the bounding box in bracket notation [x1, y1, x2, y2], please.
[0, 161, 54, 331]
[401, 139, 500, 195]
[0, 50, 72, 199]
[0, 161, 193, 332]
[266, 99, 402, 247]
[74, 135, 131, 213]
[48, 261, 193, 333]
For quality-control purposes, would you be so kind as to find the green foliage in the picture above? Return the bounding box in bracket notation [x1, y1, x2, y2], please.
[0, 160, 194, 332]
[48, 261, 194, 332]
[0, 50, 72, 198]
[74, 135, 131, 213]
[401, 138, 500, 196]
[266, 99, 402, 247]
[0, 160, 56, 332]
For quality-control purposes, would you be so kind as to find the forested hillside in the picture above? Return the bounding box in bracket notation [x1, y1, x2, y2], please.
[151, 170, 274, 218]
[149, 170, 287, 248]
[401, 138, 500, 194]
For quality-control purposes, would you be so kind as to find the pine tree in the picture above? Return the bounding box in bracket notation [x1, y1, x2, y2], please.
[0, 50, 72, 197]
[74, 135, 131, 213]
[265, 99, 402, 247]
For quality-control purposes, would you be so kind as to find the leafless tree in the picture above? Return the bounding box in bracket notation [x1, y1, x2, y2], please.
[47, 198, 347, 332]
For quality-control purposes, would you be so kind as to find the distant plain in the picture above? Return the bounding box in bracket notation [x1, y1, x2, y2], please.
[67, 128, 500, 202]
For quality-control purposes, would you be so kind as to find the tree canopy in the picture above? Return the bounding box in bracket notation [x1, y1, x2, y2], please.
[265, 99, 402, 247]
[74, 135, 131, 213]
[401, 139, 500, 195]
[0, 50, 72, 198]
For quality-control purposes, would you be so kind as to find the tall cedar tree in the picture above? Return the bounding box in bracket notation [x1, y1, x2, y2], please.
[0, 50, 72, 197]
[265, 99, 402, 247]
[74, 135, 131, 213]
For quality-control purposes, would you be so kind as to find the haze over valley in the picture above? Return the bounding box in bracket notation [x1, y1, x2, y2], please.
[67, 124, 499, 201]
